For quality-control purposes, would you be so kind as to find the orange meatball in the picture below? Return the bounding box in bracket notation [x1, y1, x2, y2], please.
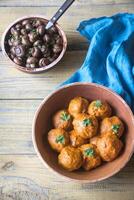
[88, 100, 112, 119]
[100, 116, 124, 138]
[48, 128, 70, 153]
[58, 146, 83, 171]
[68, 96, 89, 118]
[80, 144, 101, 171]
[52, 109, 72, 131]
[97, 134, 123, 162]
[70, 130, 88, 147]
[73, 113, 98, 139]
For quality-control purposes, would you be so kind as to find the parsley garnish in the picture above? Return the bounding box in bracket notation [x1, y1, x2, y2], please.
[9, 34, 16, 40]
[60, 111, 70, 121]
[95, 100, 102, 108]
[83, 118, 92, 126]
[32, 29, 36, 33]
[84, 148, 95, 157]
[55, 135, 65, 144]
[112, 124, 120, 134]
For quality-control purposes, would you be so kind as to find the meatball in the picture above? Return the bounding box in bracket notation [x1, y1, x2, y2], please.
[97, 134, 123, 162]
[68, 96, 89, 118]
[80, 144, 101, 171]
[48, 128, 70, 153]
[88, 100, 112, 119]
[70, 130, 88, 147]
[100, 116, 124, 138]
[52, 109, 72, 131]
[58, 146, 83, 171]
[73, 113, 98, 139]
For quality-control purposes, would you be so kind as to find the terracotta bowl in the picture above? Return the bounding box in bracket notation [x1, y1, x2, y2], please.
[1, 16, 67, 73]
[32, 83, 134, 183]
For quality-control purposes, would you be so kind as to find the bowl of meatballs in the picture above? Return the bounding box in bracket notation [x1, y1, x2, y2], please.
[1, 16, 67, 73]
[32, 83, 134, 182]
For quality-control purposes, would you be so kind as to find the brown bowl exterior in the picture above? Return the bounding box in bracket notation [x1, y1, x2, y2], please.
[32, 83, 134, 183]
[1, 15, 67, 73]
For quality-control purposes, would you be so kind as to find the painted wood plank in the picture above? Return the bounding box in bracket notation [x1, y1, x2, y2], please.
[0, 51, 86, 99]
[0, 5, 134, 43]
[0, 1, 134, 199]
[1, 99, 134, 196]
[0, 100, 40, 154]
[0, 4, 134, 100]
[0, 7, 87, 46]
[0, 0, 134, 7]
[0, 155, 134, 200]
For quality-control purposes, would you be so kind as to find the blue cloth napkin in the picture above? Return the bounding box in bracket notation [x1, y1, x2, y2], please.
[61, 13, 134, 112]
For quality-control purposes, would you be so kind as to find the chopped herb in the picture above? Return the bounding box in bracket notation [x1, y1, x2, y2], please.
[32, 29, 36, 33]
[95, 100, 102, 108]
[83, 118, 92, 126]
[9, 34, 16, 40]
[60, 111, 71, 121]
[56, 135, 65, 144]
[112, 124, 120, 134]
[84, 148, 95, 157]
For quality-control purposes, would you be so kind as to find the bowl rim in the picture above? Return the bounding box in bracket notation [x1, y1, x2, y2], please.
[1, 15, 67, 73]
[32, 82, 134, 183]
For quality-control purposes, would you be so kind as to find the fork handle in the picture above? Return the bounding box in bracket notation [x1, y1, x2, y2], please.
[50, 0, 75, 24]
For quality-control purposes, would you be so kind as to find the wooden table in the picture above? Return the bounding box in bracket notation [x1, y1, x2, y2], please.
[0, 1, 134, 199]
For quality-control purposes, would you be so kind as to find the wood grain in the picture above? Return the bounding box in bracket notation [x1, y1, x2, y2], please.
[0, 100, 40, 154]
[0, 0, 134, 6]
[0, 0, 134, 199]
[1, 98, 134, 198]
[0, 155, 134, 200]
[0, 7, 87, 49]
[0, 5, 134, 42]
[0, 50, 86, 99]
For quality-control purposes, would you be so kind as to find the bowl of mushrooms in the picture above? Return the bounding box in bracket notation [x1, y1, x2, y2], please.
[1, 16, 67, 73]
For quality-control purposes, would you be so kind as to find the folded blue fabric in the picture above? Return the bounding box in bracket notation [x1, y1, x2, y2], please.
[61, 13, 134, 112]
